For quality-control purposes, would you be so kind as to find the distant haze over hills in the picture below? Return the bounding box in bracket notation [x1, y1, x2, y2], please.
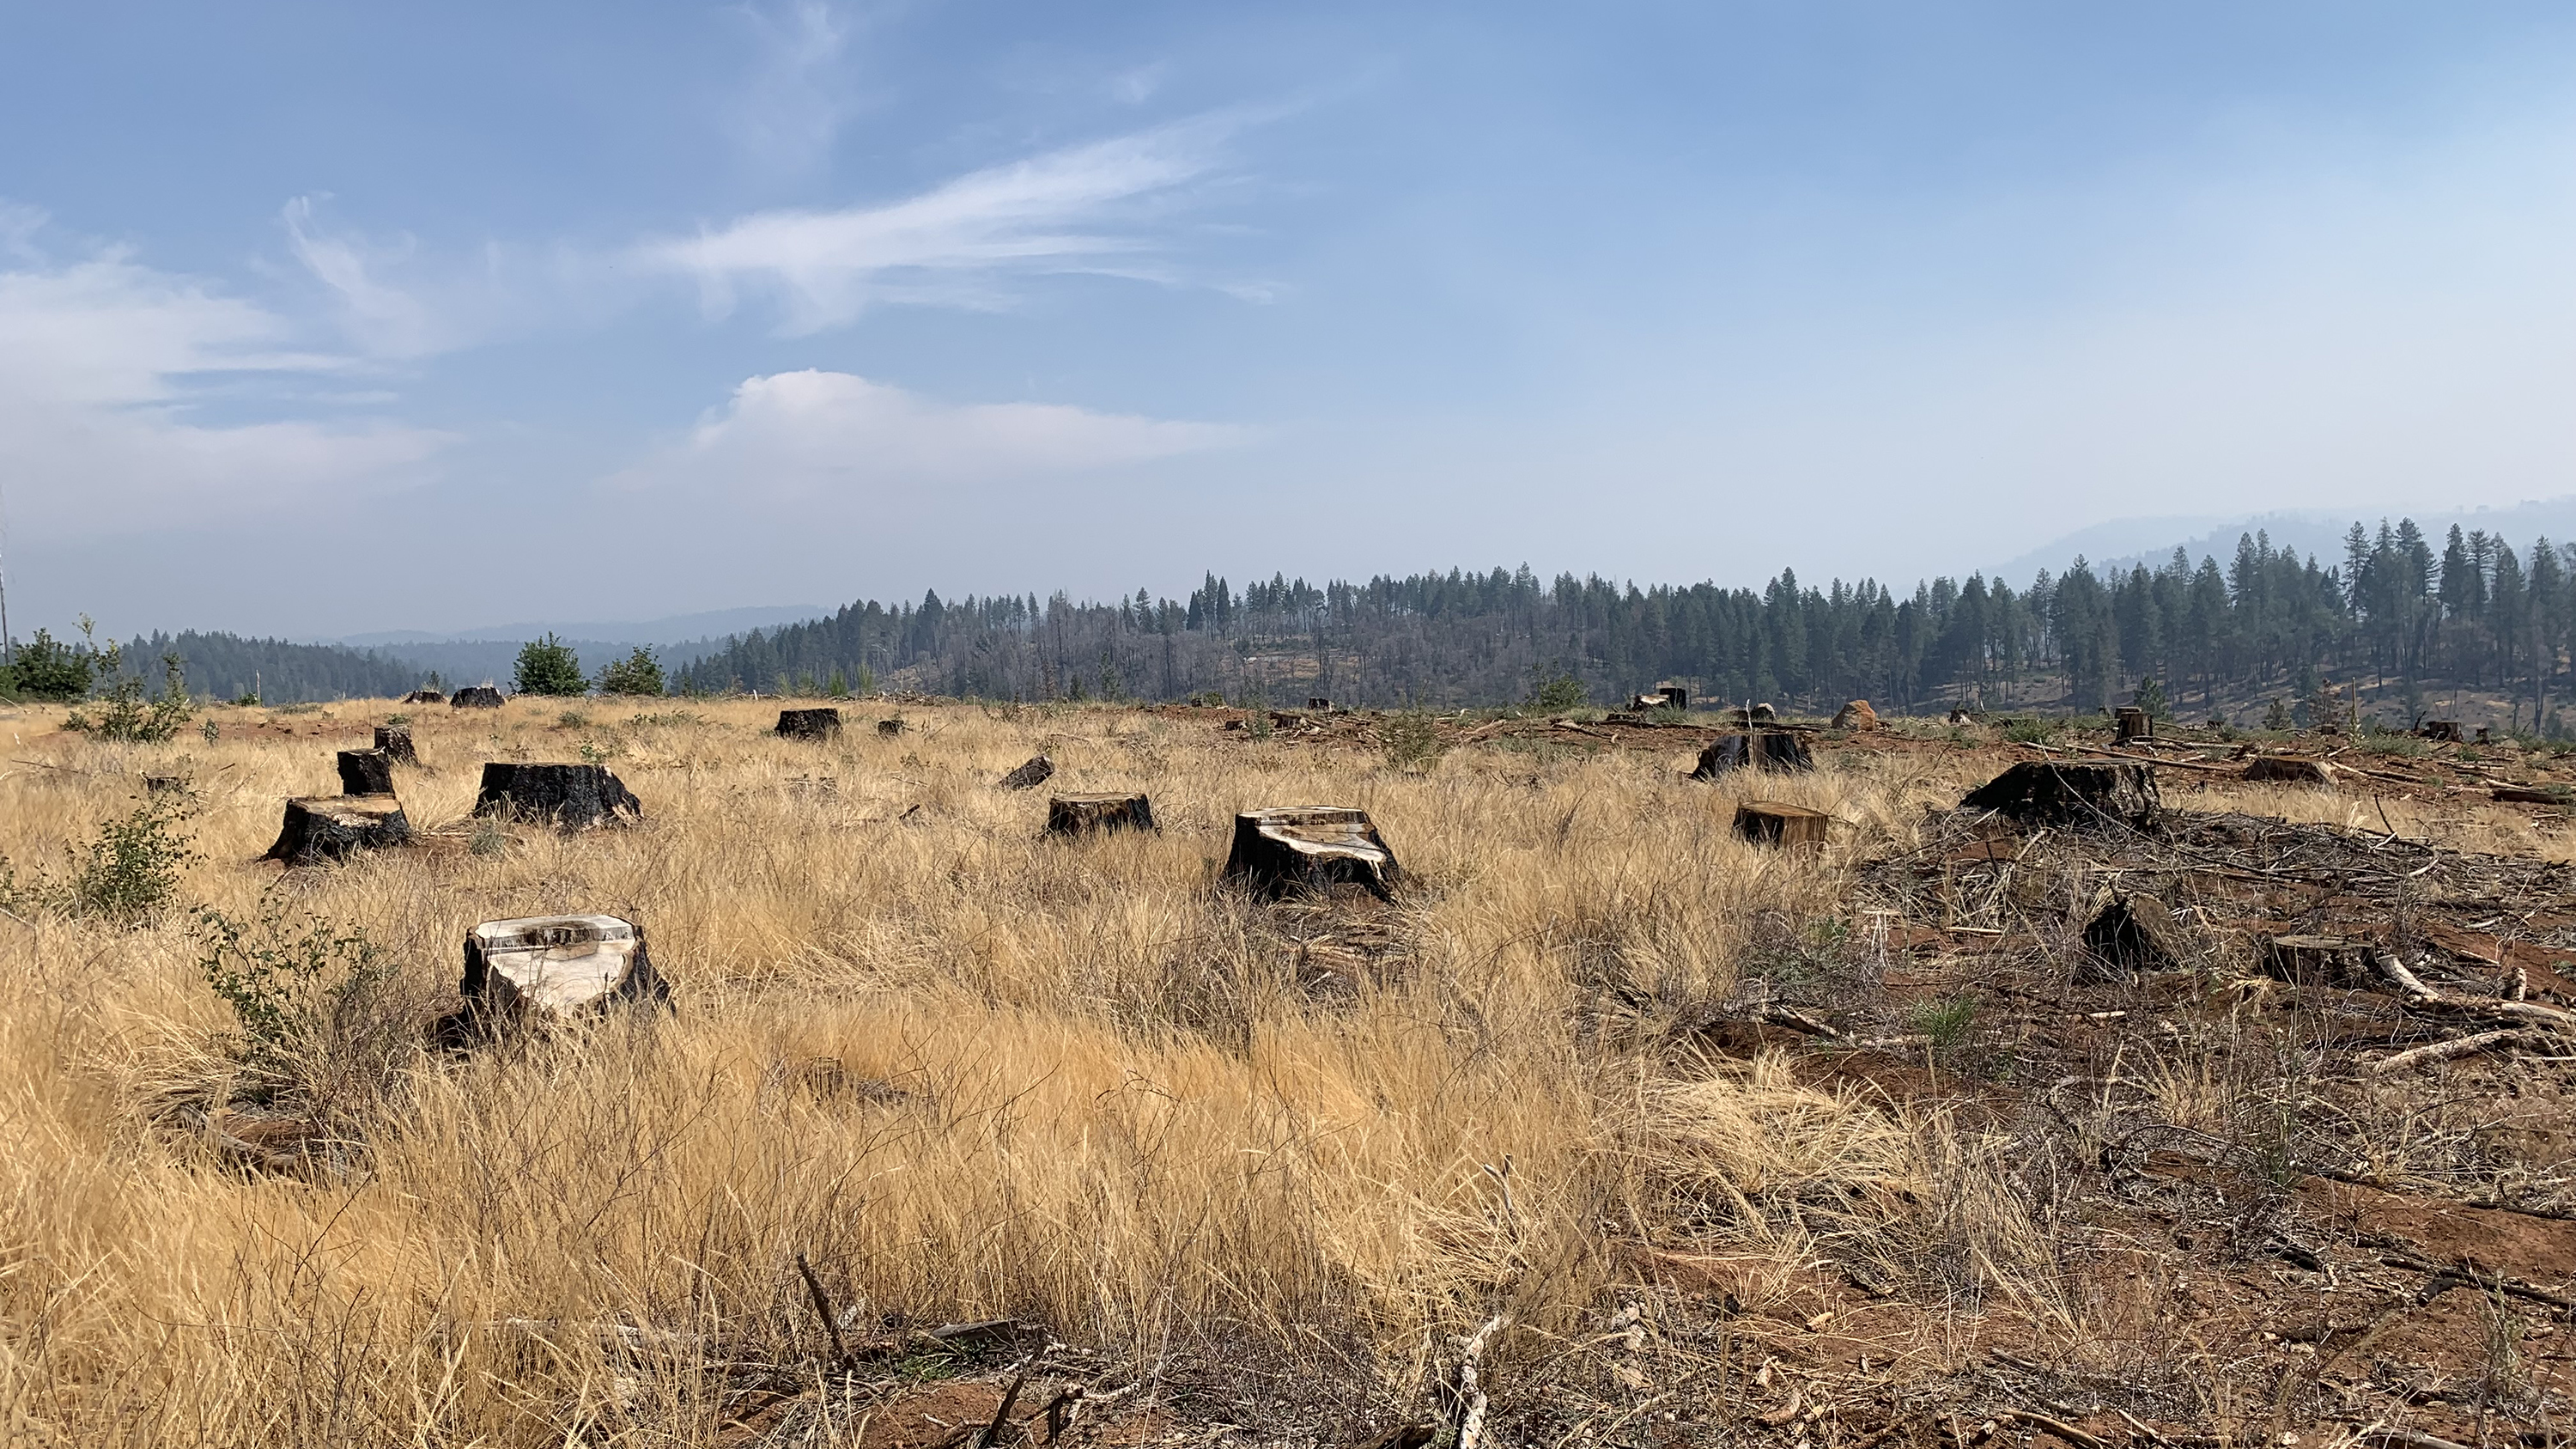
[1989, 497, 2576, 584]
[335, 606, 827, 650]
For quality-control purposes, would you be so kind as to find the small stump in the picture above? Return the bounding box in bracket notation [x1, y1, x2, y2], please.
[2245, 756, 2334, 787]
[1305, 697, 1334, 711]
[998, 754, 1055, 791]
[877, 718, 906, 736]
[2115, 707, 2153, 744]
[1831, 699, 1880, 731]
[460, 915, 666, 1028]
[1658, 685, 1690, 710]
[2081, 894, 2185, 981]
[374, 725, 419, 766]
[777, 708, 843, 740]
[1959, 762, 2159, 830]
[266, 796, 410, 865]
[472, 763, 641, 831]
[403, 689, 447, 705]
[1692, 732, 1814, 780]
[337, 749, 397, 796]
[2258, 935, 2365, 988]
[1224, 806, 1399, 901]
[1733, 801, 1828, 850]
[1048, 792, 1157, 837]
[2419, 719, 2466, 743]
[452, 686, 505, 709]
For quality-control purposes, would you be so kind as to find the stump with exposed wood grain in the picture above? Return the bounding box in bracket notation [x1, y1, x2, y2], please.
[265, 795, 411, 865]
[776, 708, 843, 741]
[458, 914, 666, 1030]
[1959, 761, 2159, 831]
[471, 762, 641, 831]
[1047, 792, 1157, 837]
[1733, 801, 1828, 850]
[1224, 806, 1399, 901]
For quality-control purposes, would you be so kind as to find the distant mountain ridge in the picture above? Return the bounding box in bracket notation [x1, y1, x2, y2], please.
[1990, 498, 2576, 583]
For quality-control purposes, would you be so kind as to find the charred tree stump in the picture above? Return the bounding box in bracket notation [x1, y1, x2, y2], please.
[777, 708, 843, 741]
[2245, 756, 2335, 786]
[2258, 935, 2366, 988]
[1305, 697, 1334, 711]
[458, 915, 667, 1030]
[877, 717, 906, 735]
[2419, 720, 2465, 743]
[997, 754, 1055, 791]
[472, 763, 641, 831]
[337, 749, 397, 796]
[1959, 762, 2160, 831]
[451, 686, 505, 709]
[374, 726, 420, 766]
[1692, 732, 1814, 780]
[403, 689, 447, 704]
[1658, 685, 1690, 710]
[1733, 801, 1828, 850]
[2114, 708, 2152, 743]
[2081, 894, 2185, 981]
[1047, 792, 1157, 837]
[266, 795, 411, 865]
[1224, 806, 1399, 901]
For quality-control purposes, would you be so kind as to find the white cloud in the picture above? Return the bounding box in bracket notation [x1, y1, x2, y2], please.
[608, 368, 1251, 507]
[636, 123, 1226, 332]
[0, 236, 447, 535]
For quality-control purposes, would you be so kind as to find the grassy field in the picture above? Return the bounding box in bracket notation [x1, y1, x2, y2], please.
[2, 697, 2570, 1446]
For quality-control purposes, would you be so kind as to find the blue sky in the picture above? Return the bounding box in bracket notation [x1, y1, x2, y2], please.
[3, 2, 2571, 636]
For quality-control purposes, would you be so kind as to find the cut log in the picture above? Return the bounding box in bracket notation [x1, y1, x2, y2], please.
[1046, 792, 1157, 837]
[471, 762, 641, 831]
[1959, 762, 2159, 830]
[1733, 801, 1828, 850]
[775, 707, 843, 740]
[2081, 894, 2185, 981]
[2245, 755, 2335, 786]
[1692, 732, 1814, 780]
[2257, 934, 2366, 988]
[337, 749, 397, 796]
[402, 689, 447, 705]
[265, 795, 411, 865]
[2494, 784, 2571, 806]
[1224, 806, 1399, 901]
[997, 754, 1054, 791]
[451, 685, 505, 709]
[2115, 708, 2152, 744]
[1830, 699, 1880, 732]
[460, 914, 666, 1026]
[374, 725, 419, 766]
[877, 717, 906, 735]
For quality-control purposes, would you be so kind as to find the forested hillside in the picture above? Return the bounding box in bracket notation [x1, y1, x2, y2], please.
[676, 519, 2576, 731]
[116, 632, 425, 703]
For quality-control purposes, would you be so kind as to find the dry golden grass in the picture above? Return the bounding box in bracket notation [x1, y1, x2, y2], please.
[0, 698, 2075, 1444]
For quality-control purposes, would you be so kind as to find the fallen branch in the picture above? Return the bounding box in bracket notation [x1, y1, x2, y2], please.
[2369, 1029, 2525, 1075]
[1453, 1314, 1510, 1449]
[1991, 1409, 2106, 1449]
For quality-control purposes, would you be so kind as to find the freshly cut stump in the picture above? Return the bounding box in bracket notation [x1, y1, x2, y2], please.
[374, 725, 419, 766]
[472, 762, 641, 831]
[1047, 792, 1157, 837]
[1224, 806, 1399, 901]
[776, 708, 843, 740]
[1734, 801, 1828, 849]
[1692, 732, 1814, 780]
[337, 748, 397, 796]
[266, 795, 410, 865]
[461, 915, 665, 1026]
[402, 689, 447, 705]
[1831, 699, 1880, 731]
[1959, 762, 2159, 830]
[2245, 756, 2334, 786]
[2082, 894, 2185, 981]
[451, 685, 505, 709]
[997, 754, 1054, 791]
[2258, 934, 2365, 988]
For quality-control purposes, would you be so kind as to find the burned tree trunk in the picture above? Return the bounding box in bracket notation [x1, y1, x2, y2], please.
[459, 915, 666, 1029]
[451, 686, 505, 709]
[1047, 792, 1157, 837]
[266, 796, 410, 865]
[1692, 732, 1814, 780]
[374, 726, 419, 766]
[776, 708, 843, 740]
[472, 763, 641, 831]
[1224, 807, 1399, 901]
[997, 754, 1055, 791]
[1959, 762, 2159, 830]
[1733, 801, 1828, 850]
[337, 749, 397, 796]
[2081, 894, 2186, 981]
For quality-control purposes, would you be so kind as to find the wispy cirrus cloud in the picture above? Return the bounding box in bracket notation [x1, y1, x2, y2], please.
[635, 121, 1230, 332]
[730, 1, 863, 178]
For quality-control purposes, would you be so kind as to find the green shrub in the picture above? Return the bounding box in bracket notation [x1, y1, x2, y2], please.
[1382, 709, 1449, 772]
[513, 632, 586, 696]
[192, 896, 410, 1117]
[3, 794, 200, 924]
[1528, 667, 1588, 713]
[597, 646, 665, 697]
[66, 644, 195, 743]
[3, 625, 97, 703]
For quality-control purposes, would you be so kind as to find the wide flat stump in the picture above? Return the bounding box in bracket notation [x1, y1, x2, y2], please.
[461, 914, 665, 1026]
[266, 795, 410, 865]
[1047, 792, 1157, 837]
[473, 763, 641, 831]
[1693, 732, 1814, 780]
[1733, 801, 1828, 849]
[452, 686, 505, 709]
[1959, 761, 2159, 830]
[1224, 806, 1399, 901]
[777, 708, 843, 740]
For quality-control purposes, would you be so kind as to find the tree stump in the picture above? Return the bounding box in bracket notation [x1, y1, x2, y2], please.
[1692, 732, 1814, 780]
[451, 685, 505, 709]
[2245, 756, 2335, 786]
[1047, 792, 1157, 837]
[1831, 700, 1880, 731]
[1224, 806, 1399, 901]
[1959, 762, 2159, 830]
[403, 689, 447, 704]
[1946, 709, 1975, 727]
[265, 796, 411, 865]
[472, 762, 641, 831]
[878, 717, 906, 735]
[459, 914, 666, 1026]
[374, 725, 419, 766]
[997, 754, 1054, 791]
[1658, 685, 1690, 710]
[337, 748, 397, 796]
[2419, 720, 2465, 743]
[2081, 894, 2185, 980]
[776, 707, 843, 740]
[1306, 697, 1334, 711]
[2257, 934, 2365, 988]
[1734, 801, 1828, 849]
[2115, 708, 2152, 743]
[1629, 694, 1667, 711]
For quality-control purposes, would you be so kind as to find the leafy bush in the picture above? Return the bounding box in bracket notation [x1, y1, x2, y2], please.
[192, 895, 410, 1117]
[513, 632, 586, 696]
[66, 642, 195, 742]
[2001, 716, 2061, 745]
[2, 793, 200, 924]
[597, 646, 665, 697]
[3, 626, 95, 702]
